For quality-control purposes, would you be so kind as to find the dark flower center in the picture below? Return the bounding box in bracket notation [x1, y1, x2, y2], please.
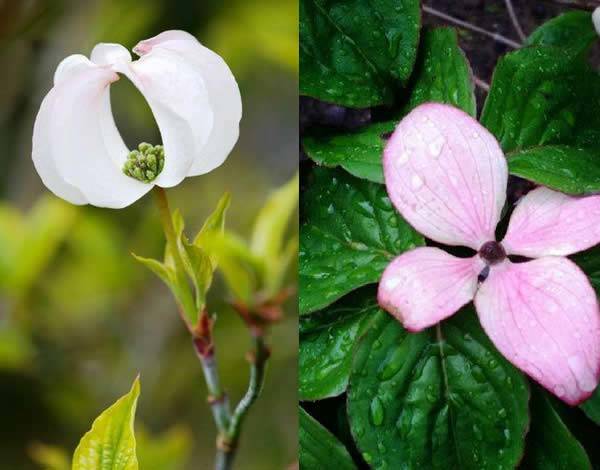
[479, 241, 506, 265]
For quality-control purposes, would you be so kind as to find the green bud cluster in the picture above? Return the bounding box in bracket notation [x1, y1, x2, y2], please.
[123, 142, 165, 183]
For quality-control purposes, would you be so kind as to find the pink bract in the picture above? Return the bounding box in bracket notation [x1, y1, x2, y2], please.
[378, 103, 600, 405]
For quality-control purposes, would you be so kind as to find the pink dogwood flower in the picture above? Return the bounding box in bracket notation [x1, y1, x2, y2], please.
[378, 103, 600, 405]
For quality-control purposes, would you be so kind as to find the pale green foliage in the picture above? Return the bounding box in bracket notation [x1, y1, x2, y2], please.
[199, 231, 263, 305]
[137, 426, 192, 470]
[31, 425, 191, 470]
[201, 172, 298, 306]
[72, 378, 141, 470]
[133, 193, 230, 326]
[30, 443, 70, 470]
[251, 172, 299, 294]
[0, 196, 77, 295]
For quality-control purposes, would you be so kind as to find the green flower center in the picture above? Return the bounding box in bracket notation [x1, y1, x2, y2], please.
[123, 142, 165, 183]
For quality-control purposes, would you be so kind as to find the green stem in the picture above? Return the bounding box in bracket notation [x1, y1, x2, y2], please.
[155, 187, 232, 468]
[220, 330, 270, 466]
[193, 341, 232, 434]
[154, 187, 185, 273]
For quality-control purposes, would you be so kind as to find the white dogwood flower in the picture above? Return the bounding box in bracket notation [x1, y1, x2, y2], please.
[32, 30, 242, 208]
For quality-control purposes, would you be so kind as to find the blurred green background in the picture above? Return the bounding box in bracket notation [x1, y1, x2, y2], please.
[0, 0, 298, 468]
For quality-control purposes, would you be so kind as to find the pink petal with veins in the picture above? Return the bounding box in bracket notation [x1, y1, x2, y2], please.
[378, 247, 484, 332]
[503, 186, 600, 257]
[383, 103, 507, 250]
[475, 257, 600, 405]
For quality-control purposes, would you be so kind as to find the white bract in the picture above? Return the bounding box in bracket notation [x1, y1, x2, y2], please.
[32, 30, 242, 208]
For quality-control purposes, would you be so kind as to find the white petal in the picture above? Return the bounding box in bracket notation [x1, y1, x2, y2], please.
[113, 48, 212, 186]
[32, 87, 87, 205]
[49, 61, 151, 208]
[90, 43, 132, 67]
[133, 30, 242, 176]
[54, 54, 92, 85]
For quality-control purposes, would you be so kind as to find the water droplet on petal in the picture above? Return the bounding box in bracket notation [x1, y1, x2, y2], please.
[428, 137, 445, 157]
[411, 174, 423, 190]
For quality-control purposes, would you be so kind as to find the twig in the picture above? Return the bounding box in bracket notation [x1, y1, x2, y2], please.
[504, 0, 527, 42]
[193, 341, 232, 435]
[473, 76, 490, 92]
[217, 330, 271, 470]
[422, 5, 522, 49]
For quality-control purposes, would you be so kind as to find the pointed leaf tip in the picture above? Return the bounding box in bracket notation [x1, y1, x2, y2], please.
[72, 377, 141, 470]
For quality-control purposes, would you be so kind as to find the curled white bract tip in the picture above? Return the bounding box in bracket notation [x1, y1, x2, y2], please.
[593, 7, 600, 36]
[32, 30, 242, 209]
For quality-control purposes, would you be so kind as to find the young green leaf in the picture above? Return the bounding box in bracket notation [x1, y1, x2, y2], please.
[303, 27, 476, 183]
[200, 231, 263, 305]
[521, 389, 591, 469]
[131, 254, 196, 326]
[347, 308, 529, 469]
[251, 172, 299, 293]
[72, 377, 141, 470]
[195, 192, 231, 242]
[180, 192, 232, 310]
[299, 407, 357, 469]
[300, 168, 423, 315]
[300, 288, 377, 400]
[507, 146, 600, 195]
[300, 0, 420, 108]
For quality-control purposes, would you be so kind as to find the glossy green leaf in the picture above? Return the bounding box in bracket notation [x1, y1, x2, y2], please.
[72, 377, 140, 470]
[526, 10, 596, 55]
[347, 308, 529, 469]
[402, 27, 476, 118]
[507, 145, 600, 195]
[299, 407, 357, 470]
[580, 385, 600, 426]
[304, 27, 475, 183]
[299, 168, 423, 315]
[300, 0, 420, 108]
[481, 41, 600, 153]
[521, 389, 591, 469]
[299, 288, 377, 400]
